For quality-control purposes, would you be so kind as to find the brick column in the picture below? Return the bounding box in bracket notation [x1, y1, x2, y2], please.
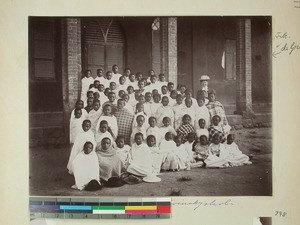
[61, 18, 82, 131]
[235, 18, 254, 118]
[160, 17, 178, 87]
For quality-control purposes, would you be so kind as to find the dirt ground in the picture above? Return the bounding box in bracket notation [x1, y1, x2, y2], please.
[29, 127, 272, 196]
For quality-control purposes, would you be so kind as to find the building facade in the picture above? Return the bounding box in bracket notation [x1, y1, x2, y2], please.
[29, 16, 272, 147]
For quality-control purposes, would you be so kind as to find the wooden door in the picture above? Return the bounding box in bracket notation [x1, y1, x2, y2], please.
[82, 18, 125, 77]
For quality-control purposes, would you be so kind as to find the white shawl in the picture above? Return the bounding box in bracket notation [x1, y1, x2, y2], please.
[72, 151, 99, 190]
[67, 130, 96, 174]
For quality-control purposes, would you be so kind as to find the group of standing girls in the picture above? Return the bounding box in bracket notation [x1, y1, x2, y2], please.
[67, 66, 251, 191]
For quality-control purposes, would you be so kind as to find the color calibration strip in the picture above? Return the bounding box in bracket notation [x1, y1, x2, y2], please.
[29, 197, 171, 219]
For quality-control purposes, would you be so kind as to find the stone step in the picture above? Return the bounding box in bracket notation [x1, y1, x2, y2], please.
[30, 126, 68, 148]
[227, 112, 272, 129]
[30, 111, 64, 127]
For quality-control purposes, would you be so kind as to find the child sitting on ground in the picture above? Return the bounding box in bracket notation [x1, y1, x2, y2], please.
[96, 137, 125, 182]
[177, 114, 195, 142]
[184, 132, 196, 161]
[71, 141, 100, 190]
[147, 135, 164, 174]
[160, 116, 177, 138]
[67, 120, 96, 174]
[195, 118, 209, 139]
[69, 108, 84, 144]
[193, 135, 209, 162]
[205, 133, 230, 168]
[146, 117, 163, 145]
[96, 104, 118, 139]
[114, 135, 131, 168]
[224, 134, 252, 166]
[208, 115, 227, 144]
[160, 132, 179, 171]
[127, 133, 153, 177]
[130, 115, 147, 145]
[174, 135, 191, 170]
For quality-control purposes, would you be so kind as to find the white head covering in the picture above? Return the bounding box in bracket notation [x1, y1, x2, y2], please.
[200, 75, 210, 81]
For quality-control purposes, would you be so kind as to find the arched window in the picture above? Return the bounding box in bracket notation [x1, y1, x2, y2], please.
[82, 18, 125, 75]
[151, 18, 161, 74]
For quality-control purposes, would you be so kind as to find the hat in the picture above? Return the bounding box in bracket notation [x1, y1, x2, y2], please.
[200, 75, 210, 81]
[142, 174, 161, 183]
[105, 177, 125, 188]
[84, 179, 102, 191]
[123, 174, 143, 185]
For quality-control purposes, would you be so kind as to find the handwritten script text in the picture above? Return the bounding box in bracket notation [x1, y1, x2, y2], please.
[273, 32, 300, 58]
[172, 199, 234, 211]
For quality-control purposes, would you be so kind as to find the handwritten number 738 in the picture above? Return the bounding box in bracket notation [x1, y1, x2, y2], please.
[275, 211, 287, 217]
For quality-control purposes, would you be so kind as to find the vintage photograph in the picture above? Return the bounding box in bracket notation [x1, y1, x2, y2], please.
[29, 16, 272, 196]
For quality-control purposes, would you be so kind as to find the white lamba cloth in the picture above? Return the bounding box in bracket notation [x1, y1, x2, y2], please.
[72, 151, 100, 190]
[67, 130, 96, 174]
[127, 143, 153, 176]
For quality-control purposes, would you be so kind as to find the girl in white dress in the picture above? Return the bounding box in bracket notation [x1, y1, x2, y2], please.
[205, 133, 230, 168]
[224, 134, 252, 166]
[67, 120, 96, 174]
[114, 135, 131, 168]
[127, 133, 153, 177]
[147, 135, 164, 174]
[71, 142, 100, 190]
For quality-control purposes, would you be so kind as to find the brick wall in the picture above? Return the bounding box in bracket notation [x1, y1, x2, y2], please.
[61, 18, 82, 119]
[160, 17, 177, 86]
[236, 18, 253, 116]
[168, 17, 178, 88]
[244, 19, 252, 112]
[160, 18, 168, 76]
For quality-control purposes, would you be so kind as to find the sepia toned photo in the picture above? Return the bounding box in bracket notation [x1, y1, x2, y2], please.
[29, 16, 272, 196]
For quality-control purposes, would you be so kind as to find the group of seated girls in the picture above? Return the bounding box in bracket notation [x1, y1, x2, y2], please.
[67, 66, 251, 190]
